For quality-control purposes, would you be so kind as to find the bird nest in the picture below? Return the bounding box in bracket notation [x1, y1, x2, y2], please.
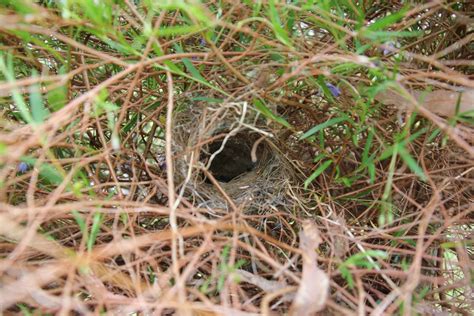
[172, 101, 298, 214]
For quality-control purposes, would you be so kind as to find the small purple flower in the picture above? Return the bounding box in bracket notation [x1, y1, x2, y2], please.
[199, 37, 207, 46]
[382, 42, 396, 56]
[17, 162, 29, 173]
[159, 161, 167, 170]
[326, 83, 341, 98]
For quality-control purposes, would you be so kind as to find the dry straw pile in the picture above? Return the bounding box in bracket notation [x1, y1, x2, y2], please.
[0, 1, 473, 315]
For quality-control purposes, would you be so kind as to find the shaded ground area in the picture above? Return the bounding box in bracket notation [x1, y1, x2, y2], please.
[206, 136, 255, 182]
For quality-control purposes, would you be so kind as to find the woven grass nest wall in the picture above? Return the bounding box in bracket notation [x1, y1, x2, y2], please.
[172, 101, 299, 213]
[1, 1, 474, 315]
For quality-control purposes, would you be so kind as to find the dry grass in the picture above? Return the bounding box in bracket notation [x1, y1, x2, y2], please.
[0, 1, 473, 315]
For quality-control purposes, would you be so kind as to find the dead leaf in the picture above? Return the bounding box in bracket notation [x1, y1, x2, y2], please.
[289, 221, 329, 316]
[375, 88, 474, 117]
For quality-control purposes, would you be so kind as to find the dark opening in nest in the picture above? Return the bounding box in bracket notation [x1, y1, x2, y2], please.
[173, 102, 293, 209]
[202, 133, 257, 182]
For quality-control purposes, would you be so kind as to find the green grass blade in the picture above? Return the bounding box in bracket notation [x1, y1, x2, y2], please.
[72, 210, 87, 237]
[268, 0, 292, 47]
[87, 212, 103, 251]
[367, 7, 409, 32]
[29, 74, 50, 123]
[253, 98, 291, 128]
[304, 159, 332, 189]
[174, 43, 207, 82]
[154, 25, 202, 37]
[0, 54, 33, 124]
[398, 146, 427, 181]
[300, 116, 347, 140]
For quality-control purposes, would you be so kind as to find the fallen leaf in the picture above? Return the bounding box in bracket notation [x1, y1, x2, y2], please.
[290, 221, 329, 316]
[376, 88, 474, 117]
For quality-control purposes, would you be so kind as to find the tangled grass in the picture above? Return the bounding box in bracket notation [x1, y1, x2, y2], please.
[0, 1, 473, 315]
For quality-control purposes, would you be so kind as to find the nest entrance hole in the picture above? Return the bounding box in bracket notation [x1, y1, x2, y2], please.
[203, 134, 257, 183]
